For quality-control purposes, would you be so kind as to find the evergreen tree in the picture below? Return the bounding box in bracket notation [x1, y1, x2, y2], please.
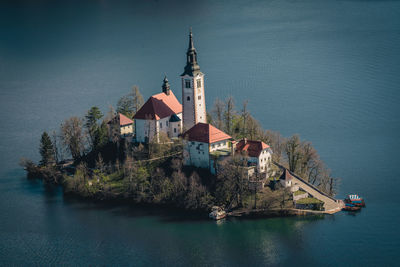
[116, 86, 144, 118]
[40, 131, 54, 166]
[93, 121, 108, 150]
[85, 106, 103, 149]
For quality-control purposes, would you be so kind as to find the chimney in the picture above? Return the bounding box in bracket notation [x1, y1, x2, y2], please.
[230, 141, 236, 156]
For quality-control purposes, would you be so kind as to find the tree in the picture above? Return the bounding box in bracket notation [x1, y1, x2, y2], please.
[263, 130, 285, 164]
[284, 134, 301, 172]
[212, 98, 225, 130]
[116, 86, 144, 118]
[39, 131, 55, 166]
[93, 121, 108, 150]
[184, 171, 213, 210]
[216, 155, 249, 209]
[224, 96, 235, 135]
[131, 85, 144, 115]
[85, 106, 103, 149]
[95, 153, 105, 174]
[241, 100, 249, 137]
[61, 117, 86, 161]
[51, 130, 62, 163]
[117, 95, 133, 118]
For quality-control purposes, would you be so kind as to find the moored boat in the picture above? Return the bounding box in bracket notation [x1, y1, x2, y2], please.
[209, 206, 227, 220]
[344, 194, 365, 207]
[342, 203, 361, 211]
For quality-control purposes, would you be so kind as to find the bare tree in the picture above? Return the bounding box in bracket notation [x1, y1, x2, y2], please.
[224, 96, 235, 135]
[60, 117, 86, 161]
[212, 98, 225, 130]
[131, 85, 144, 115]
[284, 134, 301, 172]
[216, 155, 249, 209]
[241, 100, 249, 137]
[51, 130, 62, 163]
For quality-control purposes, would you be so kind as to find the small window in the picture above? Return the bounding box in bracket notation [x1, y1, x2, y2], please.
[198, 95, 201, 100]
[187, 96, 190, 101]
[174, 128, 177, 133]
[185, 80, 191, 88]
[160, 122, 162, 128]
[197, 79, 201, 88]
[166, 121, 168, 126]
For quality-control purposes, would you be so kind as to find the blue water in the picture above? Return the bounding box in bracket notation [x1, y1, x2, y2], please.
[1, 0, 400, 265]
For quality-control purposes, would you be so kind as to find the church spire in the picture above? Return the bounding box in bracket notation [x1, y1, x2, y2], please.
[182, 28, 201, 76]
[188, 27, 195, 53]
[162, 75, 170, 95]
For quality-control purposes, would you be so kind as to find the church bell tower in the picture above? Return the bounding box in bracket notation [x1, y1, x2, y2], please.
[181, 29, 206, 131]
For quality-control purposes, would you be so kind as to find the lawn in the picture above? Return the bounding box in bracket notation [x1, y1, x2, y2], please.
[296, 197, 323, 205]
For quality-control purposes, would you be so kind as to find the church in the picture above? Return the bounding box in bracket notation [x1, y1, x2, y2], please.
[133, 29, 272, 176]
[133, 29, 209, 143]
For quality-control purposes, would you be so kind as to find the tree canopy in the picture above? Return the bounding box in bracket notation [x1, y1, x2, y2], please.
[39, 131, 54, 166]
[116, 86, 144, 118]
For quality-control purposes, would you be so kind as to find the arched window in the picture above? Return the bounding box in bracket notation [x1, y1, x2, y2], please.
[187, 96, 190, 101]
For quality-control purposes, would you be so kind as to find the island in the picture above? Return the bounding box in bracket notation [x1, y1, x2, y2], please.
[22, 30, 342, 219]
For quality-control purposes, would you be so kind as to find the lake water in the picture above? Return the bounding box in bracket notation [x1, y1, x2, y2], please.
[1, 0, 400, 265]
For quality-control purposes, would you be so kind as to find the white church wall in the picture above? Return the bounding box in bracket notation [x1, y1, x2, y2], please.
[183, 140, 210, 169]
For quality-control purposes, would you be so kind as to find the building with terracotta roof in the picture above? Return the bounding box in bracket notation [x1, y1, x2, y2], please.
[108, 113, 134, 138]
[134, 77, 183, 143]
[235, 138, 273, 175]
[182, 123, 232, 174]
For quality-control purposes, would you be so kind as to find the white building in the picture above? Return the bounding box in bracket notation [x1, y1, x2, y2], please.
[133, 77, 183, 143]
[235, 138, 273, 176]
[183, 123, 232, 174]
[181, 29, 207, 131]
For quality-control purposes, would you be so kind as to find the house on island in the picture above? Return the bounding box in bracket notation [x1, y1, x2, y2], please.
[107, 113, 134, 138]
[235, 138, 273, 177]
[133, 76, 183, 143]
[182, 123, 232, 174]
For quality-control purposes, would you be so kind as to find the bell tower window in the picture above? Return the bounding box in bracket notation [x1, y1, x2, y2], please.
[197, 79, 201, 88]
[187, 96, 190, 101]
[185, 80, 191, 88]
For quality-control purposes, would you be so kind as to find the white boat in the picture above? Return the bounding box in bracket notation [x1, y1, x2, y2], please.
[209, 206, 226, 220]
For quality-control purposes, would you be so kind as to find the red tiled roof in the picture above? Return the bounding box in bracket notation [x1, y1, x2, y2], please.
[108, 113, 133, 126]
[118, 113, 133, 126]
[152, 91, 182, 114]
[183, 123, 232, 144]
[235, 139, 270, 157]
[134, 91, 182, 120]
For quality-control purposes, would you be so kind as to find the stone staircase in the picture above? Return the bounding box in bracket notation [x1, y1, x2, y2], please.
[274, 163, 343, 214]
